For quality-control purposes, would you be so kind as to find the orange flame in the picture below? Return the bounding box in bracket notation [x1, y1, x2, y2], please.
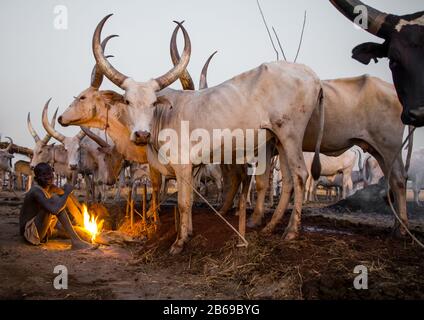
[82, 204, 104, 242]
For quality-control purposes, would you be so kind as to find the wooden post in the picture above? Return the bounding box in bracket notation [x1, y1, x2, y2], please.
[126, 186, 132, 218]
[130, 198, 134, 229]
[26, 175, 32, 192]
[142, 184, 147, 222]
[129, 183, 135, 229]
[174, 206, 180, 234]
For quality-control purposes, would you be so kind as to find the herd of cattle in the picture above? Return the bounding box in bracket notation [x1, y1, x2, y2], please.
[0, 0, 423, 253]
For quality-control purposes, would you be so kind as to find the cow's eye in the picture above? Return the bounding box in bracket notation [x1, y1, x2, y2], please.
[80, 96, 86, 100]
[125, 100, 130, 105]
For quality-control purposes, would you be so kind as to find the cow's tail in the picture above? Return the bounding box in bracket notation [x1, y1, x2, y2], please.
[404, 125, 414, 175]
[311, 86, 324, 180]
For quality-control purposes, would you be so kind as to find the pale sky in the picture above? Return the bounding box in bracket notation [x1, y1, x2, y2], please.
[0, 0, 423, 161]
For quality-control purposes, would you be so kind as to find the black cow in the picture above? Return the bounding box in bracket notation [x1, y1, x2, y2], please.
[330, 0, 424, 127]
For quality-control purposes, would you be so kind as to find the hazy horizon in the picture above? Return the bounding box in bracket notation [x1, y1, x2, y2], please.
[0, 0, 423, 162]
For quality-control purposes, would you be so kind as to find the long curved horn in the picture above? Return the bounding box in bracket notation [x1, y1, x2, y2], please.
[5, 137, 13, 152]
[92, 14, 128, 88]
[27, 112, 40, 142]
[91, 34, 119, 89]
[199, 51, 218, 90]
[81, 126, 110, 148]
[41, 107, 59, 145]
[27, 107, 58, 144]
[42, 99, 66, 143]
[170, 21, 195, 90]
[154, 21, 191, 91]
[329, 0, 392, 38]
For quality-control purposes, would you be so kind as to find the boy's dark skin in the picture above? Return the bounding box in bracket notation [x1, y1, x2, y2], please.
[20, 163, 94, 250]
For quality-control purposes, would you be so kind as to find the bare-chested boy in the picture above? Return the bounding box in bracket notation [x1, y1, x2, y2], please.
[19, 162, 94, 250]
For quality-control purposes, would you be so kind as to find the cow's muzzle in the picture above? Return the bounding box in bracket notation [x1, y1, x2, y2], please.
[58, 116, 69, 127]
[402, 108, 424, 127]
[132, 131, 151, 145]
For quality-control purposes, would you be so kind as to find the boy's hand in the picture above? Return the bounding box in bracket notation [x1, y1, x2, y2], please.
[63, 184, 74, 195]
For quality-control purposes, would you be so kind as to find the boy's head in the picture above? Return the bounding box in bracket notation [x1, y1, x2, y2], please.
[34, 163, 54, 187]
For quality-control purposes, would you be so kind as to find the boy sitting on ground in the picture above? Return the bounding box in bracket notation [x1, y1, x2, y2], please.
[19, 162, 95, 250]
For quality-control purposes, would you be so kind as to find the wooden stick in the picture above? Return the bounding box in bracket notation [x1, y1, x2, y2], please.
[142, 184, 147, 222]
[256, 0, 279, 60]
[294, 11, 307, 63]
[272, 26, 287, 61]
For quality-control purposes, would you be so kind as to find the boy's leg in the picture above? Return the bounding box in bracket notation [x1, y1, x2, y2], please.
[66, 194, 84, 226]
[34, 211, 55, 242]
[56, 209, 96, 250]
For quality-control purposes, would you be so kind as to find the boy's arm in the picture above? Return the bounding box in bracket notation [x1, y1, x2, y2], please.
[33, 185, 73, 214]
[49, 185, 65, 195]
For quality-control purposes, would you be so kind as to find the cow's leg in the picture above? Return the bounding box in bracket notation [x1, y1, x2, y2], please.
[114, 169, 125, 201]
[342, 171, 353, 199]
[210, 168, 223, 205]
[304, 176, 311, 202]
[386, 156, 408, 236]
[312, 180, 319, 201]
[170, 165, 193, 255]
[278, 139, 308, 241]
[262, 143, 293, 234]
[83, 175, 91, 202]
[237, 170, 250, 237]
[413, 181, 421, 206]
[247, 160, 271, 228]
[372, 149, 408, 236]
[219, 164, 242, 215]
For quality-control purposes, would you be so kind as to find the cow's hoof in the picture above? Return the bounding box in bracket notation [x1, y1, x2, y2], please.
[260, 225, 274, 236]
[169, 241, 184, 255]
[283, 230, 298, 241]
[391, 226, 407, 239]
[247, 218, 261, 228]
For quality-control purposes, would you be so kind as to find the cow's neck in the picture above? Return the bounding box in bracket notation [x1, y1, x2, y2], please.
[100, 106, 147, 163]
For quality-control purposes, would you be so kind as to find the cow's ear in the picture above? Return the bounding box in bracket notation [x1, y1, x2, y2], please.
[352, 42, 388, 65]
[101, 90, 125, 104]
[153, 96, 173, 109]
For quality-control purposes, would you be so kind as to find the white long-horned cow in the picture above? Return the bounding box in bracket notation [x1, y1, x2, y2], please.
[304, 149, 357, 201]
[80, 15, 324, 254]
[27, 105, 75, 184]
[315, 174, 343, 201]
[58, 31, 163, 218]
[28, 107, 60, 168]
[243, 75, 408, 237]
[41, 100, 90, 172]
[59, 22, 225, 218]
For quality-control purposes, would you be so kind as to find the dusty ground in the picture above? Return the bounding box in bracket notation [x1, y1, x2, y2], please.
[1, 188, 424, 300]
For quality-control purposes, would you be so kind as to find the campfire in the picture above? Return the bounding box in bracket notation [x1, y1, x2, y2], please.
[82, 204, 104, 242]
